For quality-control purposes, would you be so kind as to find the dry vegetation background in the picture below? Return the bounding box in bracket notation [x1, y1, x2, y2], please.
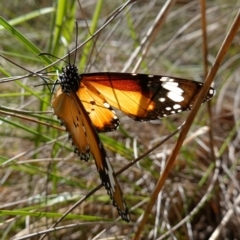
[0, 0, 240, 239]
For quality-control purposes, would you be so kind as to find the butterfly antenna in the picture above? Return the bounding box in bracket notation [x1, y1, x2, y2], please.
[74, 21, 78, 67]
[39, 53, 69, 65]
[0, 54, 52, 92]
[0, 54, 35, 77]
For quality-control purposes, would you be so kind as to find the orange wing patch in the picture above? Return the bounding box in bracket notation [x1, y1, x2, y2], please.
[84, 80, 155, 119]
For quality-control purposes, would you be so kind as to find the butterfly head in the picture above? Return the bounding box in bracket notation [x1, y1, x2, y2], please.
[58, 64, 80, 93]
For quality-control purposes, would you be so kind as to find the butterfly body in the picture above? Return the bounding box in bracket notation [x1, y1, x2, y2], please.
[52, 64, 215, 222]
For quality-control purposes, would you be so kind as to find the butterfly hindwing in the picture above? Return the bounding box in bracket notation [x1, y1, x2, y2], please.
[77, 82, 120, 132]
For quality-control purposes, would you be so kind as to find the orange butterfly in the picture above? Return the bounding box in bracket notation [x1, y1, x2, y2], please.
[51, 64, 215, 222]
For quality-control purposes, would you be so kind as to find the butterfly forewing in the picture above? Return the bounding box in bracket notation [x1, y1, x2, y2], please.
[52, 87, 91, 160]
[82, 73, 215, 121]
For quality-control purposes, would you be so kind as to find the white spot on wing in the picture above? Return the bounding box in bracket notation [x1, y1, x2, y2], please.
[167, 92, 184, 102]
[173, 104, 181, 109]
[160, 77, 169, 82]
[105, 159, 116, 192]
[166, 107, 171, 111]
[103, 102, 110, 108]
[162, 82, 181, 91]
[159, 97, 165, 102]
[209, 89, 214, 95]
